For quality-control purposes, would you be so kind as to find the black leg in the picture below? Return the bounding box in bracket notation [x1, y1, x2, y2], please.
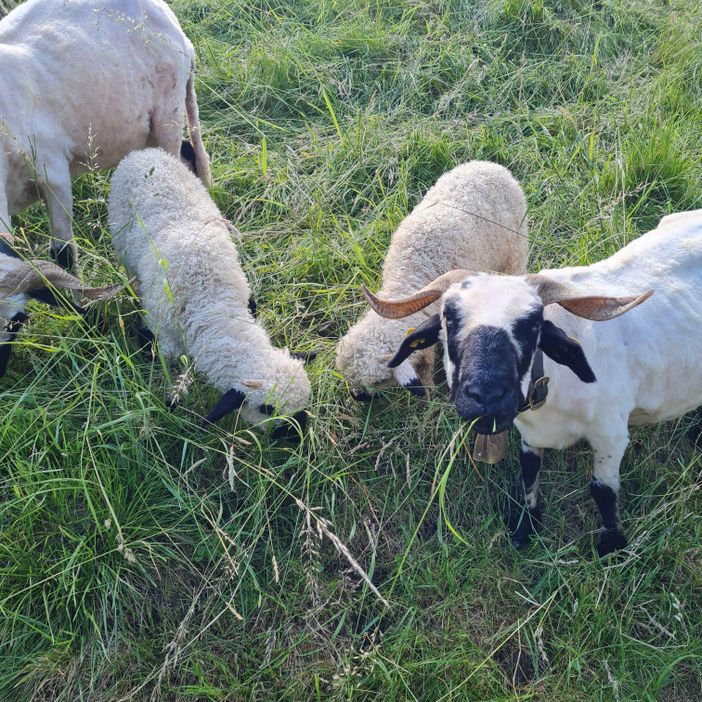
[590, 479, 627, 556]
[511, 443, 543, 549]
[203, 388, 246, 424]
[590, 443, 628, 557]
[51, 242, 75, 271]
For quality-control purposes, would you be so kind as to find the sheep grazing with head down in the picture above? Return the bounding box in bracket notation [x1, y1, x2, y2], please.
[364, 209, 702, 556]
[108, 148, 311, 434]
[0, 236, 124, 377]
[335, 161, 528, 400]
[0, 0, 211, 269]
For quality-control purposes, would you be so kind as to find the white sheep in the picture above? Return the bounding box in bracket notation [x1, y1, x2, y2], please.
[0, 0, 211, 269]
[335, 161, 528, 400]
[363, 209, 702, 556]
[0, 235, 124, 377]
[108, 148, 311, 432]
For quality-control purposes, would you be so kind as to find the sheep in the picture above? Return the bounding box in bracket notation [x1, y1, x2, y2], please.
[108, 148, 311, 433]
[0, 235, 124, 377]
[0, 0, 211, 270]
[362, 209, 702, 556]
[335, 161, 528, 400]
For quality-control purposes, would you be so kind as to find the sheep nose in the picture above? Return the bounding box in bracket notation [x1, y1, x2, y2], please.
[463, 382, 508, 407]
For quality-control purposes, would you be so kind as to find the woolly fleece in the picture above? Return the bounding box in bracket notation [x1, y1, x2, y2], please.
[108, 148, 310, 424]
[335, 160, 528, 392]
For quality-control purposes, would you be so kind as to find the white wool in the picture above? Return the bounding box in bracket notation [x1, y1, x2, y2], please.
[108, 148, 310, 424]
[335, 161, 528, 392]
[0, 0, 211, 257]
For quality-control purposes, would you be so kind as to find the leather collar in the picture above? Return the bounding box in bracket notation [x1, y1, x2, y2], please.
[518, 348, 549, 413]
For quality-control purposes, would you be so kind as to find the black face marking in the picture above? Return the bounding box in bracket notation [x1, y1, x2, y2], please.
[511, 309, 543, 380]
[539, 320, 596, 383]
[271, 410, 308, 443]
[0, 238, 20, 259]
[0, 312, 28, 378]
[443, 302, 463, 389]
[204, 388, 246, 424]
[387, 314, 440, 369]
[52, 243, 75, 271]
[350, 388, 374, 402]
[451, 324, 522, 432]
[180, 140, 197, 175]
[27, 287, 86, 314]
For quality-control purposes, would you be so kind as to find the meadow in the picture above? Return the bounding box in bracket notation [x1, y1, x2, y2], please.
[2, 0, 702, 699]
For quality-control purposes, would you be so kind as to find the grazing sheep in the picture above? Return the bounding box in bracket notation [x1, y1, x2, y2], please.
[363, 210, 702, 556]
[0, 0, 211, 269]
[0, 236, 124, 377]
[108, 148, 311, 431]
[335, 161, 528, 400]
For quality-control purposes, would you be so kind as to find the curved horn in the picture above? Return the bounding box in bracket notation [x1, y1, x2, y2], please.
[526, 274, 654, 321]
[362, 269, 474, 319]
[1, 258, 123, 300]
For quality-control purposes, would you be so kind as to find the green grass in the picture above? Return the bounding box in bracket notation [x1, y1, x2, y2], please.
[2, 0, 702, 699]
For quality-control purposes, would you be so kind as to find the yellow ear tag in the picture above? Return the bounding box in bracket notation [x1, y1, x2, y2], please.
[568, 335, 581, 345]
[409, 338, 425, 349]
[405, 327, 416, 336]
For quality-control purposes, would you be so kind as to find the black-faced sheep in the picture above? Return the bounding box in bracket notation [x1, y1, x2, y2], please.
[108, 148, 310, 432]
[362, 211, 702, 556]
[0, 0, 211, 269]
[335, 161, 528, 400]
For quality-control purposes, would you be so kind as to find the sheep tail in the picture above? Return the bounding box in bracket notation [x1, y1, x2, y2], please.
[185, 61, 212, 189]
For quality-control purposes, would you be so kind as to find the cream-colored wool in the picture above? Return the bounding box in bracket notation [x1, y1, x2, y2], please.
[0, 0, 211, 259]
[108, 148, 310, 425]
[335, 161, 528, 393]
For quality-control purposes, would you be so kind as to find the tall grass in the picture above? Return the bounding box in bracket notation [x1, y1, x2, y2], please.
[1, 0, 701, 699]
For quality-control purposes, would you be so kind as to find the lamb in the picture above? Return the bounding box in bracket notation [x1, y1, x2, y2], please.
[362, 209, 702, 556]
[335, 161, 528, 400]
[108, 148, 311, 432]
[0, 0, 211, 269]
[0, 235, 124, 377]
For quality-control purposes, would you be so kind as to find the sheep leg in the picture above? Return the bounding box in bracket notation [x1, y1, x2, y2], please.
[590, 440, 628, 556]
[40, 161, 76, 269]
[511, 443, 544, 548]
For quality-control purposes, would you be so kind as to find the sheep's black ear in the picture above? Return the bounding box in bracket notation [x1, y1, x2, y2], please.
[387, 314, 441, 369]
[204, 388, 246, 424]
[180, 140, 197, 175]
[539, 320, 596, 383]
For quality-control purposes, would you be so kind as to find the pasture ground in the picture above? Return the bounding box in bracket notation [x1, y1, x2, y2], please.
[1, 0, 702, 699]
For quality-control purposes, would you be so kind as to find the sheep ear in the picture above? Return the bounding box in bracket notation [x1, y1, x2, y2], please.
[539, 320, 596, 383]
[204, 388, 246, 424]
[527, 275, 653, 321]
[393, 359, 426, 398]
[387, 314, 441, 368]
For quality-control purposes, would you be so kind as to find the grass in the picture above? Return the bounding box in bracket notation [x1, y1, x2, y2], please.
[2, 0, 702, 699]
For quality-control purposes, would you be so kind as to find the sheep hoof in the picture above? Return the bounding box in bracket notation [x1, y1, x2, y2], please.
[510, 506, 541, 549]
[51, 242, 76, 271]
[596, 528, 627, 557]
